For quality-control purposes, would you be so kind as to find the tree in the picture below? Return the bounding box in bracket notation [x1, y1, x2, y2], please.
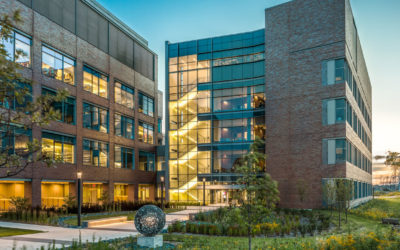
[296, 178, 309, 206]
[336, 179, 354, 228]
[0, 11, 68, 178]
[235, 138, 280, 250]
[375, 151, 400, 183]
[322, 179, 336, 217]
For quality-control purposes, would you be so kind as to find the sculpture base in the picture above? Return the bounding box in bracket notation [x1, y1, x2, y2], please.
[137, 235, 163, 248]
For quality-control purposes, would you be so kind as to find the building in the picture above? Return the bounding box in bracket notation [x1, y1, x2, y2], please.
[0, 0, 161, 210]
[165, 0, 373, 208]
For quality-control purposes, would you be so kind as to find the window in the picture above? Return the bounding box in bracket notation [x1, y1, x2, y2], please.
[213, 150, 247, 173]
[138, 93, 154, 117]
[41, 182, 69, 208]
[138, 122, 154, 144]
[0, 127, 31, 155]
[213, 117, 265, 142]
[42, 46, 75, 84]
[138, 151, 155, 171]
[323, 138, 346, 164]
[114, 145, 134, 169]
[1, 30, 31, 67]
[83, 139, 108, 167]
[114, 184, 128, 201]
[158, 118, 162, 133]
[0, 82, 32, 110]
[138, 184, 151, 201]
[42, 88, 75, 124]
[115, 81, 134, 109]
[114, 114, 134, 139]
[213, 85, 265, 112]
[322, 98, 346, 125]
[83, 184, 103, 204]
[42, 132, 75, 164]
[83, 103, 109, 133]
[83, 66, 108, 98]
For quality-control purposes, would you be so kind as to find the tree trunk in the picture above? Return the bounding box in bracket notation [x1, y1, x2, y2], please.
[338, 202, 341, 229]
[247, 204, 251, 250]
[345, 205, 348, 223]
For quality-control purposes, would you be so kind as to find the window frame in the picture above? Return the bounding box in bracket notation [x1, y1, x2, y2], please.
[41, 45, 75, 85]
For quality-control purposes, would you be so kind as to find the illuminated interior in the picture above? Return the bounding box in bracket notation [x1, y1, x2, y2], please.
[114, 184, 128, 201]
[83, 183, 103, 204]
[0, 181, 25, 211]
[168, 54, 212, 202]
[41, 182, 69, 208]
[138, 184, 152, 201]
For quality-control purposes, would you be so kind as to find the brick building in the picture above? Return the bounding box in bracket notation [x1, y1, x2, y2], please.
[0, 0, 161, 209]
[165, 0, 373, 208]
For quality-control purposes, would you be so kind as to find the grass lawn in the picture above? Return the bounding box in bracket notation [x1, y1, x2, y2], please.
[0, 227, 42, 237]
[62, 208, 182, 226]
[351, 196, 400, 219]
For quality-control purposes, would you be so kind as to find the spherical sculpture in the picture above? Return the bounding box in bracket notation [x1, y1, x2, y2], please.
[134, 205, 166, 236]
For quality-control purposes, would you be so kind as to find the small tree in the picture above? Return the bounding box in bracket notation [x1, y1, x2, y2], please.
[336, 179, 354, 228]
[62, 196, 76, 214]
[0, 10, 68, 178]
[322, 179, 336, 217]
[296, 179, 309, 206]
[375, 152, 400, 185]
[235, 138, 280, 250]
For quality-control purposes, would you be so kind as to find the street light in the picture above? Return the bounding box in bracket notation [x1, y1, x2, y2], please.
[160, 176, 165, 210]
[202, 178, 206, 206]
[77, 171, 82, 227]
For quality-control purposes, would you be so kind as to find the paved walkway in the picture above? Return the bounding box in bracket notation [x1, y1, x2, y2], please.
[0, 205, 222, 250]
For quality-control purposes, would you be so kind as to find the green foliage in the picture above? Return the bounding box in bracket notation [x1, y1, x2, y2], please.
[234, 138, 279, 249]
[376, 151, 400, 177]
[0, 10, 69, 178]
[9, 196, 29, 211]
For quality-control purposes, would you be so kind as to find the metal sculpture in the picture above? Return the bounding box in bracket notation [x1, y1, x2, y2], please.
[134, 205, 166, 237]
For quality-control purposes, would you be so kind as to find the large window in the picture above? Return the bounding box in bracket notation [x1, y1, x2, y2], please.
[1, 30, 31, 67]
[323, 138, 346, 165]
[0, 127, 31, 155]
[42, 132, 75, 164]
[83, 184, 103, 204]
[83, 103, 109, 133]
[138, 184, 151, 201]
[139, 151, 155, 171]
[115, 114, 134, 139]
[83, 139, 108, 167]
[83, 66, 108, 98]
[42, 88, 75, 124]
[115, 81, 134, 109]
[114, 184, 128, 201]
[213, 117, 265, 142]
[42, 46, 75, 84]
[138, 122, 154, 144]
[1, 82, 32, 110]
[213, 150, 247, 173]
[114, 145, 134, 169]
[213, 85, 265, 112]
[41, 182, 69, 208]
[322, 98, 346, 125]
[138, 93, 154, 117]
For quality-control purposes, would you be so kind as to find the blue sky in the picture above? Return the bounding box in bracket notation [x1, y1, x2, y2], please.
[97, 0, 400, 156]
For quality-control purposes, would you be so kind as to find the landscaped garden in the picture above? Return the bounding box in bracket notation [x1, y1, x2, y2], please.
[0, 199, 187, 227]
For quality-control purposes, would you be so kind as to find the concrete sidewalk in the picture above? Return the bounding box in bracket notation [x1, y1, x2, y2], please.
[0, 205, 222, 249]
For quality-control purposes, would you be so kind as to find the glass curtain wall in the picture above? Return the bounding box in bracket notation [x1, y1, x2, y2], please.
[168, 51, 212, 202]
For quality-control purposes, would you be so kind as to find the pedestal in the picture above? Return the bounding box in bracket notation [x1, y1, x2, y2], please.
[137, 235, 163, 248]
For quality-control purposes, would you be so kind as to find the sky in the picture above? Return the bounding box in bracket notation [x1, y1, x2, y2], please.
[97, 0, 400, 157]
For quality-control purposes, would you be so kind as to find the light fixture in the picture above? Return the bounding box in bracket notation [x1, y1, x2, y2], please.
[203, 178, 206, 182]
[77, 171, 82, 179]
[160, 176, 165, 182]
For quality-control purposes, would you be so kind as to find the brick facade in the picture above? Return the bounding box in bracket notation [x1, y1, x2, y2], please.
[0, 0, 160, 207]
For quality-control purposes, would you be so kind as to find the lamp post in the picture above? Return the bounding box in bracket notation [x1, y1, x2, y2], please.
[202, 178, 206, 206]
[160, 176, 164, 210]
[77, 171, 82, 227]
